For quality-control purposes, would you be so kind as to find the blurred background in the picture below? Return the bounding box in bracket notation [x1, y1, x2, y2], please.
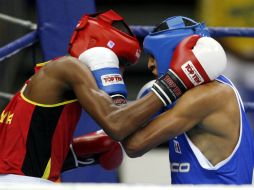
[0, 0, 253, 185]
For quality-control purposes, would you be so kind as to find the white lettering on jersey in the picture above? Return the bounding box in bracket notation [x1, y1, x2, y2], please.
[171, 162, 190, 173]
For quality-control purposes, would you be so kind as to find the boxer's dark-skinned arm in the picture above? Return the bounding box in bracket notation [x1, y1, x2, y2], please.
[63, 58, 163, 141]
[121, 81, 238, 158]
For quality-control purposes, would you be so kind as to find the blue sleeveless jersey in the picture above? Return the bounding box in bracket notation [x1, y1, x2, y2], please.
[168, 75, 254, 184]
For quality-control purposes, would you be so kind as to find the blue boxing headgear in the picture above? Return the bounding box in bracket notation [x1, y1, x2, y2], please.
[143, 16, 210, 77]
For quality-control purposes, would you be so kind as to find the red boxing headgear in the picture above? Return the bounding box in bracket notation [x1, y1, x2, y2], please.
[68, 10, 141, 66]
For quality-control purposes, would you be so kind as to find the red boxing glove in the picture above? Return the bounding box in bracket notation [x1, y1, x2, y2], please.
[151, 35, 227, 106]
[71, 130, 123, 170]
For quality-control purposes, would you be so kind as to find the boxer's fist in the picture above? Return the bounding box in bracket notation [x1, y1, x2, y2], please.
[79, 47, 127, 98]
[71, 130, 123, 170]
[151, 35, 227, 106]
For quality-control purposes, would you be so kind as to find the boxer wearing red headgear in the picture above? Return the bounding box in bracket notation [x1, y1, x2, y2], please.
[0, 10, 141, 183]
[68, 10, 141, 104]
[69, 9, 141, 66]
[62, 11, 141, 175]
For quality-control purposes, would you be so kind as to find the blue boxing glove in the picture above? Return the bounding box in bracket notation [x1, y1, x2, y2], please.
[79, 47, 127, 105]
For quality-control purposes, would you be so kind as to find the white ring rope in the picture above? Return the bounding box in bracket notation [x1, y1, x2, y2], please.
[0, 13, 37, 30]
[0, 91, 14, 100]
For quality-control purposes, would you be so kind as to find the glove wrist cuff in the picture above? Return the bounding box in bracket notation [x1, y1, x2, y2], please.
[110, 94, 127, 105]
[152, 70, 187, 106]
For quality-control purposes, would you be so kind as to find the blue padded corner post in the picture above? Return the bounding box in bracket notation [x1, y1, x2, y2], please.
[36, 0, 96, 61]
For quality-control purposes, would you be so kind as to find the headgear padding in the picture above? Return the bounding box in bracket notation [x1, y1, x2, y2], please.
[143, 16, 210, 77]
[69, 10, 141, 66]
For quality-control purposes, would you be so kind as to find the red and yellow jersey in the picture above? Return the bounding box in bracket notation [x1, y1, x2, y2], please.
[0, 62, 82, 182]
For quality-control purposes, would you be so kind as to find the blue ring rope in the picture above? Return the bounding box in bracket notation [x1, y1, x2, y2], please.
[0, 31, 38, 61]
[0, 26, 254, 112]
[244, 102, 254, 113]
[1, 27, 254, 62]
[130, 26, 254, 38]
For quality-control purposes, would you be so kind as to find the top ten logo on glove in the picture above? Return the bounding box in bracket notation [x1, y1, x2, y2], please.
[101, 74, 124, 86]
[181, 61, 204, 86]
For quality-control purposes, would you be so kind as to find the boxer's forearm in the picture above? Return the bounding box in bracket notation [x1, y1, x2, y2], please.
[104, 92, 163, 141]
[67, 61, 163, 141]
[82, 88, 163, 141]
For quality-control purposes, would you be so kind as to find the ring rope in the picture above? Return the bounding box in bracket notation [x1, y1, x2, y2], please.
[0, 13, 37, 30]
[0, 92, 13, 100]
[243, 102, 254, 113]
[1, 26, 254, 63]
[130, 26, 254, 38]
[0, 14, 253, 38]
[0, 31, 38, 62]
[0, 25, 253, 113]
[207, 27, 254, 38]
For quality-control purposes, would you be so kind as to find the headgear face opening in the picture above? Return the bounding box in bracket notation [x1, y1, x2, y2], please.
[68, 10, 141, 66]
[143, 16, 210, 77]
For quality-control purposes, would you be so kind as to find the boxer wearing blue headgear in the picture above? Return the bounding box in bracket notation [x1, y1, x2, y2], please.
[120, 16, 254, 184]
[143, 16, 210, 77]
